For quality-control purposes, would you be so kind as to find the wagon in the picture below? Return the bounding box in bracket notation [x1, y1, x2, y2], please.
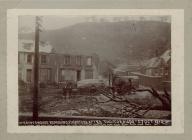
[112, 75, 139, 95]
[77, 79, 107, 93]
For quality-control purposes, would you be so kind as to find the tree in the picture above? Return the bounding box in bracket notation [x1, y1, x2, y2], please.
[91, 87, 171, 118]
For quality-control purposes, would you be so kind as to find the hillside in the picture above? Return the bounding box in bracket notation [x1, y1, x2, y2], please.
[19, 21, 171, 65]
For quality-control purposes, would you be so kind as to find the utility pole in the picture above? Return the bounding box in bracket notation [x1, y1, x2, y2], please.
[33, 16, 41, 121]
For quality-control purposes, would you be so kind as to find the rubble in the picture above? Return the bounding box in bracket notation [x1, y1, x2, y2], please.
[19, 87, 171, 119]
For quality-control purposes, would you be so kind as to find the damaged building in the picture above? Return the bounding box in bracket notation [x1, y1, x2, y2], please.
[133, 49, 171, 90]
[18, 40, 100, 84]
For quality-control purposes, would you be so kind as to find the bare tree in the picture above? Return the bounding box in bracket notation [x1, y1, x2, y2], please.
[90, 87, 171, 118]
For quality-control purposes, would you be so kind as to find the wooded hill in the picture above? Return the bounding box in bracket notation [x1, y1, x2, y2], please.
[19, 20, 171, 65]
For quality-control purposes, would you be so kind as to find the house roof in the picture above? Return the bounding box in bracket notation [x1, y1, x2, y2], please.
[160, 49, 171, 63]
[19, 39, 53, 53]
[146, 57, 162, 68]
[145, 49, 171, 68]
[113, 64, 139, 74]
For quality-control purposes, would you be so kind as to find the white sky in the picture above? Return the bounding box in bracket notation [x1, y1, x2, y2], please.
[19, 16, 171, 33]
[19, 16, 86, 32]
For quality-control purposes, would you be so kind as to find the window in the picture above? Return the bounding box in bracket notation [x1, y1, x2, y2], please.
[85, 70, 93, 79]
[26, 69, 32, 82]
[27, 54, 32, 64]
[40, 69, 51, 82]
[18, 54, 20, 64]
[60, 69, 65, 81]
[18, 69, 22, 80]
[64, 55, 71, 65]
[86, 57, 92, 66]
[41, 55, 47, 64]
[60, 69, 76, 81]
[76, 56, 81, 65]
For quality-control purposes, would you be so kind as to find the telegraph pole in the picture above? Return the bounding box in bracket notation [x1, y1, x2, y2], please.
[33, 16, 41, 121]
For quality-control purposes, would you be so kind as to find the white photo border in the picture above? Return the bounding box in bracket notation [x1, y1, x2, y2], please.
[7, 9, 184, 133]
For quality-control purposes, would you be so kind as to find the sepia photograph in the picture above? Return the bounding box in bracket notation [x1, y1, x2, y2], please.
[18, 15, 171, 126]
[6, 9, 184, 133]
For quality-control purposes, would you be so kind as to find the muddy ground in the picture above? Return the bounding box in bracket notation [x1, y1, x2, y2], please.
[19, 87, 171, 119]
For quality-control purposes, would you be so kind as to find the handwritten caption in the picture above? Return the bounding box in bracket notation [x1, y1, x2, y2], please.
[19, 119, 171, 126]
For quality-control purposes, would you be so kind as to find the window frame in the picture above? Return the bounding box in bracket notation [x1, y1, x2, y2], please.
[86, 56, 92, 66]
[27, 53, 33, 64]
[63, 55, 71, 65]
[76, 55, 81, 66]
[41, 54, 47, 64]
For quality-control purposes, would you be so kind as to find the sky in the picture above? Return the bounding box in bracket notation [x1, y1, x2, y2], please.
[19, 15, 171, 33]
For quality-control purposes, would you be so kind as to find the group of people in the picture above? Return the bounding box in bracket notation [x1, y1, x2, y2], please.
[62, 82, 74, 100]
